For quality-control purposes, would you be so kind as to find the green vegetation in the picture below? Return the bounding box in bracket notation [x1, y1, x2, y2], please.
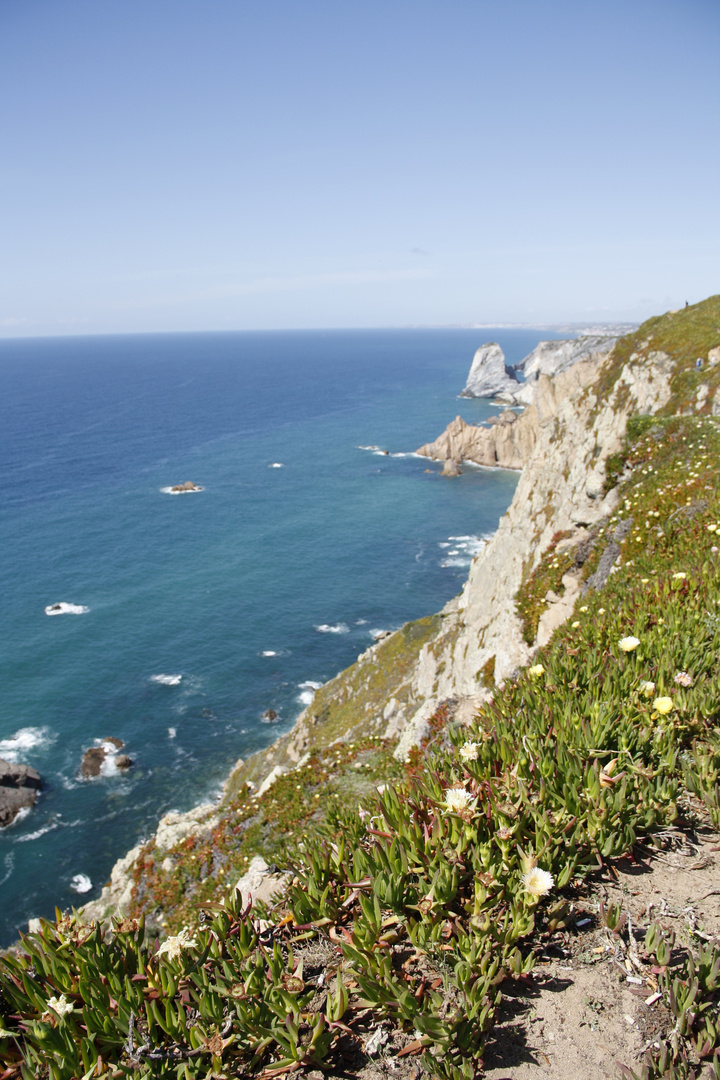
[2, 317, 720, 1078]
[590, 295, 720, 418]
[515, 529, 574, 644]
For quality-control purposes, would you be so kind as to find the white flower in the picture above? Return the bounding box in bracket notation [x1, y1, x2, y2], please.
[528, 664, 545, 678]
[674, 671, 693, 687]
[521, 867, 554, 899]
[458, 741, 479, 762]
[45, 994, 74, 1019]
[672, 572, 687, 580]
[443, 788, 476, 815]
[157, 927, 198, 960]
[571, 621, 580, 628]
[618, 636, 640, 652]
[638, 680, 656, 697]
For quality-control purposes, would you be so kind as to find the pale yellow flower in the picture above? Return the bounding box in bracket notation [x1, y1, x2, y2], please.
[458, 740, 480, 762]
[521, 867, 554, 899]
[157, 927, 198, 960]
[443, 788, 476, 815]
[618, 636, 640, 652]
[579, 605, 588, 612]
[571, 621, 580, 628]
[672, 572, 687, 580]
[528, 664, 545, 678]
[638, 680, 655, 697]
[44, 994, 74, 1019]
[598, 608, 605, 615]
[653, 697, 674, 715]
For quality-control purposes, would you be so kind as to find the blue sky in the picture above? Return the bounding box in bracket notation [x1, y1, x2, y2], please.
[1, 0, 718, 335]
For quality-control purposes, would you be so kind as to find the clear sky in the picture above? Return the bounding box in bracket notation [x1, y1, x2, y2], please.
[1, 0, 718, 335]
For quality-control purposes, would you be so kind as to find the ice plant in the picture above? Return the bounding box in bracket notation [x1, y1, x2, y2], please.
[157, 926, 198, 960]
[618, 636, 640, 652]
[672, 572, 687, 580]
[674, 671, 693, 687]
[528, 664, 544, 678]
[521, 867, 554, 900]
[459, 740, 480, 762]
[443, 787, 476, 815]
[638, 680, 656, 697]
[653, 697, 674, 715]
[44, 994, 73, 1020]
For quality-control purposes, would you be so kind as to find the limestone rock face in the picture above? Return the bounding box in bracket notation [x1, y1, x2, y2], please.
[393, 344, 677, 757]
[460, 343, 519, 399]
[234, 856, 292, 910]
[0, 758, 42, 828]
[518, 335, 620, 381]
[81, 802, 219, 924]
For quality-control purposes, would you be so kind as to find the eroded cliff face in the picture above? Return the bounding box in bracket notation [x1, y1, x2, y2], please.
[392, 344, 679, 757]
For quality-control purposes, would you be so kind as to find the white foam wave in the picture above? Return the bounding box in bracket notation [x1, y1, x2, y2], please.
[297, 680, 322, 706]
[261, 650, 278, 657]
[150, 673, 183, 686]
[268, 462, 284, 468]
[355, 618, 368, 625]
[160, 485, 204, 494]
[439, 534, 489, 568]
[69, 874, 92, 894]
[168, 727, 177, 739]
[315, 623, 349, 634]
[45, 602, 89, 616]
[0, 852, 14, 888]
[15, 821, 59, 843]
[0, 725, 54, 762]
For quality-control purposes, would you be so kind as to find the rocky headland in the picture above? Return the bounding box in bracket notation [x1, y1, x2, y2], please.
[83, 298, 720, 926]
[7, 297, 720, 1080]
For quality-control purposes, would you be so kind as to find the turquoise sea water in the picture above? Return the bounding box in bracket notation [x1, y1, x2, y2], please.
[0, 328, 565, 944]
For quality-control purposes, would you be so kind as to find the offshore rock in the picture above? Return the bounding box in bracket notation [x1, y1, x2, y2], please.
[441, 458, 462, 477]
[460, 343, 519, 398]
[0, 758, 42, 828]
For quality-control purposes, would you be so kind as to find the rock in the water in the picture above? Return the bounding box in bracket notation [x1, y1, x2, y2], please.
[0, 757, 42, 828]
[80, 748, 106, 778]
[170, 481, 202, 492]
[81, 739, 132, 779]
[262, 709, 279, 724]
[441, 458, 462, 477]
[460, 343, 519, 399]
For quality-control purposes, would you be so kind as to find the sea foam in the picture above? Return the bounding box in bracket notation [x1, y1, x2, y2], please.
[69, 874, 92, 894]
[150, 673, 183, 686]
[315, 623, 349, 634]
[44, 602, 89, 616]
[297, 680, 323, 706]
[0, 725, 54, 762]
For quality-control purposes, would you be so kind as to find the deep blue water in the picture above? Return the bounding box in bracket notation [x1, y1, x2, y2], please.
[0, 327, 565, 944]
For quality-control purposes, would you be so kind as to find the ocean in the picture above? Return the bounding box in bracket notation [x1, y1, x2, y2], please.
[0, 327, 565, 944]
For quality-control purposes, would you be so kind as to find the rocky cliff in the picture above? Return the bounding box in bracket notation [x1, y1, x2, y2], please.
[81, 299, 720, 924]
[460, 342, 519, 398]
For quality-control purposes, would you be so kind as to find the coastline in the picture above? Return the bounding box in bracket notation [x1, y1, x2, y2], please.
[83, 307, 719, 928]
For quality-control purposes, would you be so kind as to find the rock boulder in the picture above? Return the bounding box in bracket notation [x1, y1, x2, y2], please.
[460, 343, 519, 399]
[0, 758, 42, 828]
